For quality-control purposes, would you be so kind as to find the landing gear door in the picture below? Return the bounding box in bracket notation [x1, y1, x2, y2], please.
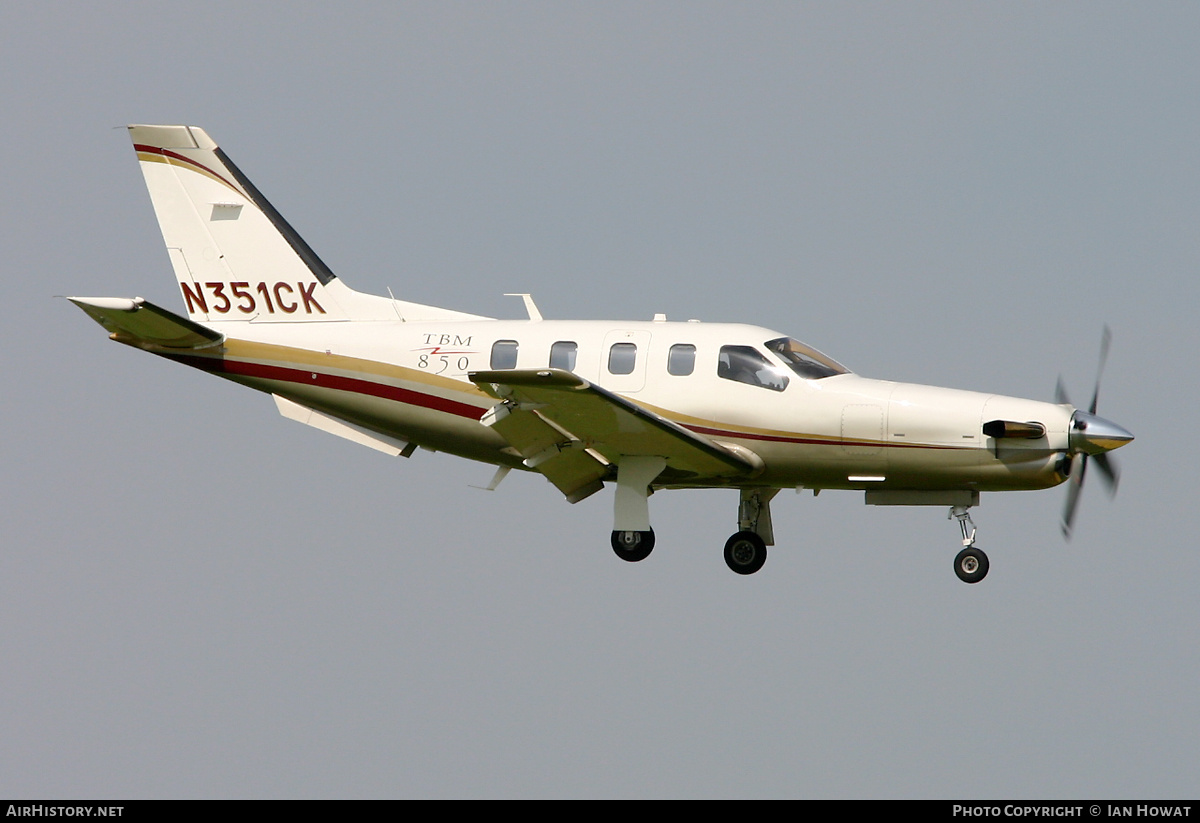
[601, 330, 652, 394]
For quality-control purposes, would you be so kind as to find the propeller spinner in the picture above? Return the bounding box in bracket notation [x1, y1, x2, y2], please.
[1057, 326, 1134, 538]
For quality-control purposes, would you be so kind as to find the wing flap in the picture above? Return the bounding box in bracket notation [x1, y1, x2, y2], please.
[479, 396, 610, 502]
[471, 369, 755, 492]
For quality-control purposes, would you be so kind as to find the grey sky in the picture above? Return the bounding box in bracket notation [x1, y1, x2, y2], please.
[2, 2, 1196, 798]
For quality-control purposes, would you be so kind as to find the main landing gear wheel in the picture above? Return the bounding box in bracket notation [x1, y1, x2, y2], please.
[954, 546, 989, 584]
[611, 529, 655, 562]
[724, 531, 767, 575]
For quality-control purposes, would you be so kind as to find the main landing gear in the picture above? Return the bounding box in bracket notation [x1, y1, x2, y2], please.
[722, 488, 777, 575]
[609, 457, 666, 564]
[950, 505, 989, 584]
[608, 470, 778, 575]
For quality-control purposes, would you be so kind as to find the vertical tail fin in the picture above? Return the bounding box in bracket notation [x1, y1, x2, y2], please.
[129, 125, 487, 324]
[130, 124, 364, 322]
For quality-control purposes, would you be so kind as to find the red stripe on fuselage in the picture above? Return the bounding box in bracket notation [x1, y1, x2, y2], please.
[159, 352, 486, 420]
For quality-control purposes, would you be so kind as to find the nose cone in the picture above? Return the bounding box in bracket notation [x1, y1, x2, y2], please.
[1070, 411, 1134, 455]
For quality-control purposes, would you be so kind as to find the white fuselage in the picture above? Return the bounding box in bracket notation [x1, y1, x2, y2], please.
[199, 315, 1073, 494]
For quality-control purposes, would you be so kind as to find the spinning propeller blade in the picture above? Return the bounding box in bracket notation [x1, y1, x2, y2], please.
[1058, 325, 1131, 539]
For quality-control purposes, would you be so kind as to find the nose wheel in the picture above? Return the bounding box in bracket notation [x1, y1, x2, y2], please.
[954, 546, 989, 584]
[949, 505, 989, 584]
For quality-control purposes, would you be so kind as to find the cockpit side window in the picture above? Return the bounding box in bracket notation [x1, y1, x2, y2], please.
[718, 345, 789, 391]
[765, 337, 848, 379]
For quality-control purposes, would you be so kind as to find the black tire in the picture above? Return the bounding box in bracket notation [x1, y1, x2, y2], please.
[611, 529, 655, 562]
[724, 531, 767, 575]
[954, 546, 989, 584]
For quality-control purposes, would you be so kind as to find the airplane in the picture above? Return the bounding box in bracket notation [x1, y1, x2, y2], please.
[69, 124, 1134, 583]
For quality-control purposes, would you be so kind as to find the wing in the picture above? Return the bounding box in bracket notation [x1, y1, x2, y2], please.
[470, 368, 756, 503]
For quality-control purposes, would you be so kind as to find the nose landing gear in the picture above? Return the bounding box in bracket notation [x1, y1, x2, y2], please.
[949, 505, 989, 583]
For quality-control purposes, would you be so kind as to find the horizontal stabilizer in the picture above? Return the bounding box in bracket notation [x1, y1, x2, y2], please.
[68, 296, 224, 349]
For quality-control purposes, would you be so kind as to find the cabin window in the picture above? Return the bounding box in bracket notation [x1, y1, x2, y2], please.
[608, 342, 637, 375]
[549, 341, 578, 371]
[667, 344, 696, 376]
[490, 339, 519, 370]
[718, 345, 789, 392]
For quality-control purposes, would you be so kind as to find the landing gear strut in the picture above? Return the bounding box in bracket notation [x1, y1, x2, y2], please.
[609, 456, 666, 564]
[949, 505, 989, 583]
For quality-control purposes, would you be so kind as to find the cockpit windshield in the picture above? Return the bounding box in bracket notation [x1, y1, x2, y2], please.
[764, 337, 849, 380]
